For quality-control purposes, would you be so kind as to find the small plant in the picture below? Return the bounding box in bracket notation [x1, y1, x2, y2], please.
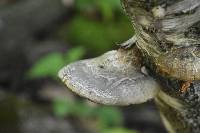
[28, 46, 85, 79]
[57, 0, 133, 55]
[52, 97, 137, 133]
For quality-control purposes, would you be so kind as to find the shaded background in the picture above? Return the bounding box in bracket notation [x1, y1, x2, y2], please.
[0, 0, 167, 133]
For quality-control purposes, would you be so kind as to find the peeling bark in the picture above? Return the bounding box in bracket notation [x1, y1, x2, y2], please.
[121, 0, 200, 133]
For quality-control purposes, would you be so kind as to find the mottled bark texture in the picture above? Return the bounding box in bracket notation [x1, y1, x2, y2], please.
[121, 0, 200, 133]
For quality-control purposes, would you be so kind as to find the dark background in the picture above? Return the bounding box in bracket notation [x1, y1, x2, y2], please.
[0, 0, 167, 133]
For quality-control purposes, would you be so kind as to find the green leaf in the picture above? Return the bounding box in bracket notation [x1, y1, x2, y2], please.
[102, 128, 138, 133]
[52, 98, 95, 118]
[28, 46, 85, 79]
[72, 101, 95, 117]
[75, 0, 95, 11]
[28, 52, 64, 79]
[97, 0, 122, 21]
[52, 98, 73, 117]
[66, 16, 133, 55]
[107, 0, 121, 10]
[75, 0, 121, 16]
[64, 46, 86, 64]
[97, 0, 114, 21]
[96, 106, 123, 127]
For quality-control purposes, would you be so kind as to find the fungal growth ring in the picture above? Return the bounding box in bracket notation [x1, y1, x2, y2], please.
[59, 0, 200, 133]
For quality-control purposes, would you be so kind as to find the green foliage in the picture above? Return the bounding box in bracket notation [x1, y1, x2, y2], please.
[53, 98, 93, 118]
[61, 15, 133, 55]
[52, 98, 122, 122]
[53, 98, 73, 118]
[28, 46, 85, 79]
[75, 0, 94, 10]
[96, 0, 121, 21]
[57, 0, 133, 55]
[29, 0, 133, 77]
[102, 128, 138, 133]
[52, 97, 122, 127]
[28, 53, 64, 79]
[64, 46, 86, 63]
[52, 98, 139, 133]
[96, 106, 122, 127]
[75, 0, 121, 14]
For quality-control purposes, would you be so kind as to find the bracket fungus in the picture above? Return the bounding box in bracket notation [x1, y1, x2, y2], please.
[58, 46, 160, 106]
[59, 0, 200, 133]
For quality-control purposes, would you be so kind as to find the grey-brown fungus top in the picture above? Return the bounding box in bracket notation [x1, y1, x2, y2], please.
[58, 48, 160, 105]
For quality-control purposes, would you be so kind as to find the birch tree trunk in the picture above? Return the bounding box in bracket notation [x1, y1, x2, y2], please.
[121, 0, 200, 133]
